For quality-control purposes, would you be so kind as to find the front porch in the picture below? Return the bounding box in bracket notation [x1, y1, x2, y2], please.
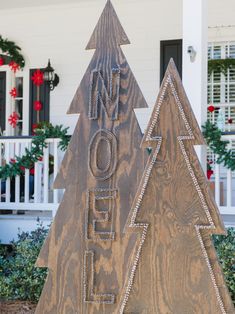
[0, 131, 234, 243]
[0, 136, 63, 243]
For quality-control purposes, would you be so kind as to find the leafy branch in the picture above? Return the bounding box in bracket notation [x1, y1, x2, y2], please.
[0, 123, 70, 180]
[202, 120, 235, 171]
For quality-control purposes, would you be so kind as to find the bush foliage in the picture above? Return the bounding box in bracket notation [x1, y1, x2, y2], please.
[213, 227, 235, 305]
[0, 225, 234, 304]
[0, 223, 48, 302]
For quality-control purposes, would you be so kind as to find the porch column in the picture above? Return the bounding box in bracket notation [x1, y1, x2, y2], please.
[183, 0, 208, 170]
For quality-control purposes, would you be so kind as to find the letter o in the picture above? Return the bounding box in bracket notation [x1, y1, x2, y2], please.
[89, 129, 117, 181]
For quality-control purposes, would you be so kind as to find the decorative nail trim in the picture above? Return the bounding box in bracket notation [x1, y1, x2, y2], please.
[88, 67, 120, 120]
[85, 188, 118, 241]
[120, 74, 226, 314]
[83, 250, 115, 304]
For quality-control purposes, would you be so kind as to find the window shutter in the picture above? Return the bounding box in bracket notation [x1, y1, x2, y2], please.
[0, 71, 6, 134]
[29, 68, 50, 134]
[160, 40, 182, 83]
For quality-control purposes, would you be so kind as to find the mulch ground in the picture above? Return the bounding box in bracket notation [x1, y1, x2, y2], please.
[0, 301, 36, 314]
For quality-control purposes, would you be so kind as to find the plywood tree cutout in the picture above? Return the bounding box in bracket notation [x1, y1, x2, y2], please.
[121, 59, 234, 314]
[35, 1, 147, 313]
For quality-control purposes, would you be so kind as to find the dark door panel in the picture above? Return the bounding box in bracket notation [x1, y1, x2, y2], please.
[0, 72, 6, 134]
[29, 69, 50, 134]
[160, 39, 182, 83]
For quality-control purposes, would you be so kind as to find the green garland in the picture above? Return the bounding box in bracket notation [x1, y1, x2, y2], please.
[0, 35, 25, 68]
[208, 58, 235, 76]
[1, 120, 233, 178]
[0, 123, 70, 180]
[202, 120, 235, 171]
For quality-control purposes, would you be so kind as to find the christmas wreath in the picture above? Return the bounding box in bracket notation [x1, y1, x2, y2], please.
[202, 120, 235, 172]
[0, 123, 70, 180]
[0, 35, 25, 69]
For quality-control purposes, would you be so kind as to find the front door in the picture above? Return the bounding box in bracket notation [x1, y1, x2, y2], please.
[0, 72, 6, 135]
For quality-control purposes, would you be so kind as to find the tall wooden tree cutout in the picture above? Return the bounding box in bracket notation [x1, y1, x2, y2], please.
[121, 59, 234, 314]
[35, 1, 148, 313]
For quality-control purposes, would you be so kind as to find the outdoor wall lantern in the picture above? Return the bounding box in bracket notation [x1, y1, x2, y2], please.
[187, 46, 197, 62]
[43, 59, 59, 91]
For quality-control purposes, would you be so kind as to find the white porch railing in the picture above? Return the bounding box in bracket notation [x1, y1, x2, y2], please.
[0, 133, 234, 243]
[0, 137, 62, 216]
[208, 134, 235, 221]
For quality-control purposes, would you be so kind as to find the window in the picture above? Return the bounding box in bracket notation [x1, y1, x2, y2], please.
[207, 42, 235, 197]
[14, 75, 23, 136]
[208, 42, 235, 130]
[0, 67, 50, 136]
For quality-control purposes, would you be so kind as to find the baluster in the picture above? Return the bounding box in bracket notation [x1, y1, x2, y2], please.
[24, 142, 30, 203]
[15, 142, 20, 203]
[43, 144, 49, 203]
[53, 139, 59, 205]
[5, 142, 10, 203]
[215, 155, 220, 206]
[226, 140, 232, 209]
[34, 161, 41, 203]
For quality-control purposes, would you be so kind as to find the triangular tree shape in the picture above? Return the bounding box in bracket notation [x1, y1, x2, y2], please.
[121, 60, 234, 313]
[35, 1, 147, 313]
[86, 0, 130, 50]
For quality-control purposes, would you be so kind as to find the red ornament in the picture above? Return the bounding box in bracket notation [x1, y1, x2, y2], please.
[38, 156, 43, 162]
[20, 166, 25, 172]
[228, 118, 233, 124]
[8, 112, 19, 128]
[10, 158, 16, 164]
[34, 100, 42, 111]
[32, 123, 38, 135]
[31, 69, 44, 86]
[207, 105, 215, 113]
[10, 87, 17, 98]
[0, 57, 4, 66]
[207, 169, 214, 180]
[9, 61, 20, 73]
[30, 168, 35, 175]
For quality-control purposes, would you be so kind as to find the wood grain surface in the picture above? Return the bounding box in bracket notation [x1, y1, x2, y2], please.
[123, 60, 234, 314]
[35, 1, 234, 313]
[35, 1, 147, 313]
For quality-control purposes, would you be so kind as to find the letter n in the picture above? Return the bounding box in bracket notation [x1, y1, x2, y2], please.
[89, 67, 120, 120]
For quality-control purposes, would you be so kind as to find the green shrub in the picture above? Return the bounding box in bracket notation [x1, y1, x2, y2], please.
[213, 227, 235, 304]
[0, 223, 48, 302]
[0, 225, 234, 305]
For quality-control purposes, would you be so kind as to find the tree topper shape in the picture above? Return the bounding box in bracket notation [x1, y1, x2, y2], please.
[86, 0, 130, 50]
[67, 0, 146, 117]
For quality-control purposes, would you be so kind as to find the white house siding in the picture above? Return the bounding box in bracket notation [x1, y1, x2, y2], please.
[0, 0, 234, 132]
[0, 0, 182, 134]
[208, 0, 235, 43]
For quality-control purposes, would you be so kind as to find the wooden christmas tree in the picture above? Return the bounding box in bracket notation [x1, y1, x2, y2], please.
[35, 1, 147, 313]
[121, 60, 234, 314]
